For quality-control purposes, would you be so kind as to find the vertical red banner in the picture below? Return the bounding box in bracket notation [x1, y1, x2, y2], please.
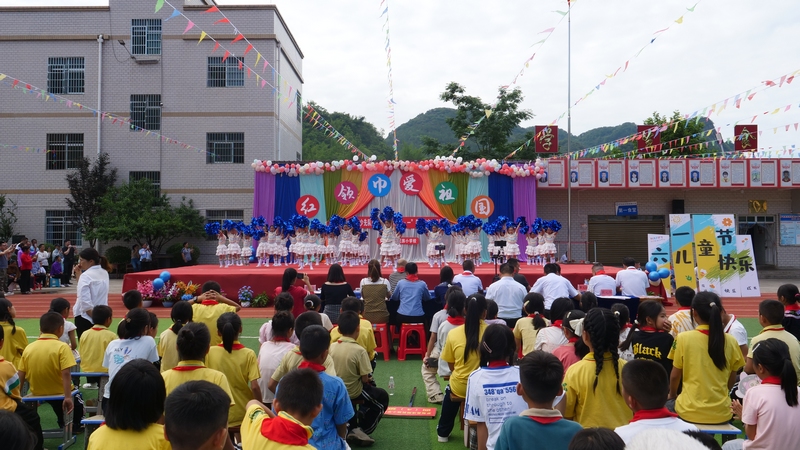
[734, 125, 757, 151]
[637, 125, 661, 153]
[535, 125, 558, 153]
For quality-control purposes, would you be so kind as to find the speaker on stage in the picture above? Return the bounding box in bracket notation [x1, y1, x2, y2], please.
[672, 199, 684, 214]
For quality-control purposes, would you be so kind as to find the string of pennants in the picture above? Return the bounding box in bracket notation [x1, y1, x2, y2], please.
[304, 104, 372, 161]
[379, 1, 399, 159]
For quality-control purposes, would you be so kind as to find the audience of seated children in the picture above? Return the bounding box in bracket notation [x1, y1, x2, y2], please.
[87, 359, 170, 450]
[495, 351, 582, 450]
[744, 300, 800, 381]
[561, 307, 632, 429]
[78, 305, 115, 389]
[259, 293, 299, 345]
[667, 292, 745, 424]
[49, 298, 78, 360]
[513, 293, 549, 357]
[258, 311, 296, 407]
[304, 294, 334, 331]
[242, 369, 323, 450]
[720, 300, 749, 359]
[0, 299, 27, 366]
[284, 325, 353, 450]
[207, 312, 262, 428]
[102, 308, 159, 413]
[551, 310, 589, 374]
[534, 298, 573, 353]
[268, 312, 337, 395]
[567, 427, 625, 450]
[18, 312, 85, 433]
[161, 322, 234, 402]
[777, 283, 800, 341]
[437, 294, 487, 442]
[329, 311, 389, 446]
[164, 380, 235, 450]
[432, 290, 468, 387]
[724, 338, 800, 450]
[330, 297, 377, 364]
[192, 281, 242, 346]
[423, 285, 462, 404]
[465, 324, 527, 450]
[0, 409, 40, 450]
[668, 287, 696, 338]
[483, 300, 508, 327]
[611, 304, 634, 361]
[614, 359, 697, 444]
[619, 300, 674, 375]
[0, 325, 43, 450]
[159, 301, 193, 372]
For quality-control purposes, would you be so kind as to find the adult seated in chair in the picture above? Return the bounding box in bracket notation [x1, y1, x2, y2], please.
[390, 262, 431, 325]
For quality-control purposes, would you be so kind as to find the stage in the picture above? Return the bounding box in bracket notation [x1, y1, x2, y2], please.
[121, 263, 618, 299]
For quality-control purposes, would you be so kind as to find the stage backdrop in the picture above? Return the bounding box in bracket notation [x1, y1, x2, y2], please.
[253, 170, 536, 262]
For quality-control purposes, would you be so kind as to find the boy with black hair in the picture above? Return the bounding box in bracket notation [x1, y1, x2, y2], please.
[744, 299, 800, 380]
[614, 359, 696, 444]
[78, 305, 116, 388]
[0, 325, 44, 450]
[258, 311, 296, 407]
[17, 312, 85, 433]
[668, 287, 696, 338]
[243, 369, 323, 450]
[259, 292, 298, 345]
[122, 290, 143, 311]
[192, 280, 241, 346]
[268, 312, 336, 394]
[330, 311, 389, 446]
[330, 297, 377, 362]
[165, 380, 235, 450]
[495, 351, 581, 450]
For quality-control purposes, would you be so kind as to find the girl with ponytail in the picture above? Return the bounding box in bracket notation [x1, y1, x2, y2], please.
[437, 293, 487, 442]
[667, 292, 744, 424]
[0, 299, 27, 366]
[727, 338, 800, 450]
[619, 300, 674, 375]
[207, 312, 261, 428]
[513, 293, 549, 356]
[534, 297, 573, 353]
[552, 309, 589, 373]
[562, 307, 632, 429]
[102, 308, 159, 409]
[158, 301, 193, 372]
[777, 283, 800, 341]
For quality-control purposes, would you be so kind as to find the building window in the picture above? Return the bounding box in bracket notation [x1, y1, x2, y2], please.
[296, 92, 302, 122]
[129, 171, 161, 196]
[206, 132, 244, 164]
[130, 94, 161, 131]
[47, 57, 85, 94]
[46, 134, 84, 170]
[207, 56, 244, 87]
[45, 210, 82, 246]
[131, 19, 162, 55]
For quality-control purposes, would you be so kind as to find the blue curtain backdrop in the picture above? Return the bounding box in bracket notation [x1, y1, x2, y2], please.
[299, 174, 328, 221]
[467, 175, 491, 262]
[488, 174, 514, 222]
[274, 174, 300, 220]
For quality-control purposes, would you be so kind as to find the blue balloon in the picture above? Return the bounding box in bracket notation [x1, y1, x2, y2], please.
[159, 271, 171, 282]
[648, 271, 661, 282]
[152, 278, 165, 290]
[658, 268, 671, 279]
[644, 262, 658, 273]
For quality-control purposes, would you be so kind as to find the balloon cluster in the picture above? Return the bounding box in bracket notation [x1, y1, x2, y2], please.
[151, 271, 171, 291]
[644, 261, 672, 282]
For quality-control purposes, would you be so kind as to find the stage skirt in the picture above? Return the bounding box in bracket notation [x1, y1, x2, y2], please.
[227, 243, 242, 255]
[216, 245, 228, 256]
[242, 245, 253, 258]
[541, 243, 557, 254]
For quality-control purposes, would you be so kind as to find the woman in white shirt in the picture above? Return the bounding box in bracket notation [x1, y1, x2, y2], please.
[36, 244, 50, 271]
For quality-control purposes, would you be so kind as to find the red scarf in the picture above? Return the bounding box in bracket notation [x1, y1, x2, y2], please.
[622, 323, 633, 329]
[487, 361, 509, 368]
[785, 303, 800, 311]
[461, 271, 473, 276]
[677, 307, 691, 311]
[760, 327, 785, 334]
[406, 274, 419, 282]
[397, 267, 405, 273]
[528, 313, 541, 318]
[273, 336, 291, 342]
[447, 316, 465, 326]
[298, 361, 326, 372]
[201, 300, 219, 306]
[172, 363, 204, 372]
[528, 416, 561, 424]
[260, 414, 309, 446]
[630, 408, 679, 422]
[697, 329, 709, 336]
[551, 320, 563, 328]
[217, 343, 246, 350]
[91, 327, 106, 331]
[567, 336, 579, 344]
[640, 326, 663, 333]
[594, 270, 606, 275]
[761, 376, 782, 385]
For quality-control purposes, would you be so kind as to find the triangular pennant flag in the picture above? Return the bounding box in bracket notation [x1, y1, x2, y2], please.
[261, 79, 266, 88]
[183, 20, 195, 34]
[263, 59, 268, 72]
[165, 8, 181, 21]
[214, 18, 230, 25]
[222, 50, 230, 62]
[244, 44, 253, 56]
[674, 16, 684, 24]
[198, 31, 207, 44]
[238, 59, 243, 70]
[539, 27, 555, 34]
[212, 41, 220, 52]
[232, 34, 244, 44]
[155, 0, 165, 13]
[203, 5, 220, 13]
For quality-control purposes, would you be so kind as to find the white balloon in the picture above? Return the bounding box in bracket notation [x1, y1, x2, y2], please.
[536, 173, 542, 180]
[353, 155, 359, 161]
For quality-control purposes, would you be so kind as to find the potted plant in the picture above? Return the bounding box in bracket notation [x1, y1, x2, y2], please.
[251, 292, 272, 308]
[238, 285, 254, 308]
[136, 280, 155, 308]
[174, 281, 199, 300]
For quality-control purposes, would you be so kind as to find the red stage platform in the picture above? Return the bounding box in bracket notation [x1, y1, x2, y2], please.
[121, 263, 618, 299]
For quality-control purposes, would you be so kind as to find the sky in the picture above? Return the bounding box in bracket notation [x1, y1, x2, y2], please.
[3, 0, 800, 154]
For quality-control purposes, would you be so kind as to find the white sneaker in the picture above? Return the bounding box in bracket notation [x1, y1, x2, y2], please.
[437, 435, 449, 443]
[5, 291, 12, 296]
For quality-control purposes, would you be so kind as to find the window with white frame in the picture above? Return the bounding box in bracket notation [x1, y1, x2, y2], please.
[130, 94, 161, 131]
[46, 134, 84, 170]
[47, 57, 85, 94]
[45, 210, 82, 246]
[207, 56, 245, 87]
[131, 19, 162, 55]
[206, 133, 244, 164]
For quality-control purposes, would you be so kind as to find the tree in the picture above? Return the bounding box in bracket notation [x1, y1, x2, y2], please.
[90, 179, 205, 255]
[0, 194, 18, 242]
[302, 102, 395, 161]
[65, 153, 118, 247]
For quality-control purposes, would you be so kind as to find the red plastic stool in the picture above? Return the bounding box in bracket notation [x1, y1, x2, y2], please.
[397, 323, 426, 361]
[372, 323, 391, 361]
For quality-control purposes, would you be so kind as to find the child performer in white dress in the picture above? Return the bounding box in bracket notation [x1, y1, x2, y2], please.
[206, 222, 227, 268]
[503, 218, 523, 260]
[324, 224, 337, 266]
[225, 221, 242, 267]
[524, 222, 537, 265]
[542, 220, 561, 264]
[373, 207, 403, 268]
[278, 220, 291, 266]
[266, 221, 281, 266]
[241, 226, 253, 266]
[452, 226, 467, 264]
[357, 231, 370, 266]
[467, 218, 483, 266]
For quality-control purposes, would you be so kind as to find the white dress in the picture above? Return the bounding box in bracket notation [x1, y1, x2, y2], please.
[542, 232, 557, 254]
[525, 235, 537, 257]
[467, 231, 482, 254]
[227, 233, 241, 255]
[426, 230, 444, 257]
[536, 234, 547, 256]
[325, 235, 337, 255]
[339, 230, 356, 254]
[257, 236, 270, 258]
[380, 227, 401, 256]
[486, 234, 496, 256]
[215, 235, 228, 256]
[504, 230, 520, 256]
[241, 237, 253, 257]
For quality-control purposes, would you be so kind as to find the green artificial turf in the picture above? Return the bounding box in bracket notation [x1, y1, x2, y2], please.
[13, 317, 762, 449]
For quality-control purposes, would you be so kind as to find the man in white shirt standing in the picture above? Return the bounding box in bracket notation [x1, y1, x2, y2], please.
[587, 263, 616, 296]
[485, 263, 527, 328]
[138, 243, 153, 272]
[529, 263, 581, 312]
[615, 257, 649, 297]
[452, 260, 484, 296]
[72, 248, 110, 338]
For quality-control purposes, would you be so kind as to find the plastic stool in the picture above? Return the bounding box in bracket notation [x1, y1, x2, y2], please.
[50, 278, 61, 287]
[397, 323, 426, 361]
[373, 323, 391, 361]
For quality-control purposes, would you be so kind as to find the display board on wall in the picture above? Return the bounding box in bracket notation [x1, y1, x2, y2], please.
[780, 214, 800, 246]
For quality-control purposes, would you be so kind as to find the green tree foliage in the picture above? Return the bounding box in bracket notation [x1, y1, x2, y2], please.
[389, 108, 464, 151]
[65, 153, 118, 247]
[303, 102, 394, 161]
[91, 179, 204, 255]
[641, 110, 711, 158]
[0, 194, 18, 242]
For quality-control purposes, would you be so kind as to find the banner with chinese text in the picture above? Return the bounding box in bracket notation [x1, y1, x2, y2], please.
[647, 234, 672, 294]
[712, 214, 741, 297]
[735, 235, 760, 296]
[669, 214, 697, 290]
[535, 125, 558, 153]
[692, 214, 721, 294]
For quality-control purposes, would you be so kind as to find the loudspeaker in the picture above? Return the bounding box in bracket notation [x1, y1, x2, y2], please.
[672, 199, 685, 214]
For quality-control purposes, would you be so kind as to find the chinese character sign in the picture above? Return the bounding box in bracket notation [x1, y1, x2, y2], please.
[400, 172, 423, 196]
[692, 214, 721, 294]
[470, 195, 494, 219]
[669, 214, 697, 290]
[735, 235, 760, 296]
[368, 174, 391, 197]
[335, 181, 358, 205]
[648, 234, 672, 293]
[435, 181, 458, 205]
[535, 125, 559, 153]
[637, 125, 662, 153]
[296, 195, 320, 218]
[734, 125, 757, 151]
[713, 214, 741, 298]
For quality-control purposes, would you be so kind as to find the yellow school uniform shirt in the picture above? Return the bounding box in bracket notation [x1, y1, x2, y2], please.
[207, 342, 261, 426]
[162, 360, 235, 406]
[241, 404, 315, 450]
[0, 322, 28, 367]
[563, 351, 631, 429]
[191, 302, 238, 346]
[78, 325, 117, 373]
[441, 321, 487, 398]
[748, 324, 800, 383]
[329, 337, 372, 399]
[668, 324, 745, 424]
[18, 333, 76, 396]
[158, 328, 180, 373]
[513, 316, 550, 356]
[88, 422, 171, 450]
[329, 318, 378, 360]
[668, 309, 695, 338]
[271, 347, 336, 382]
[0, 358, 22, 412]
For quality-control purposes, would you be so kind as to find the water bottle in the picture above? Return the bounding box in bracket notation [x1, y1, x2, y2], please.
[388, 376, 395, 396]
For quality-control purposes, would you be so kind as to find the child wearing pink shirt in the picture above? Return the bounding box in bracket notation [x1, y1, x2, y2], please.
[551, 310, 588, 374]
